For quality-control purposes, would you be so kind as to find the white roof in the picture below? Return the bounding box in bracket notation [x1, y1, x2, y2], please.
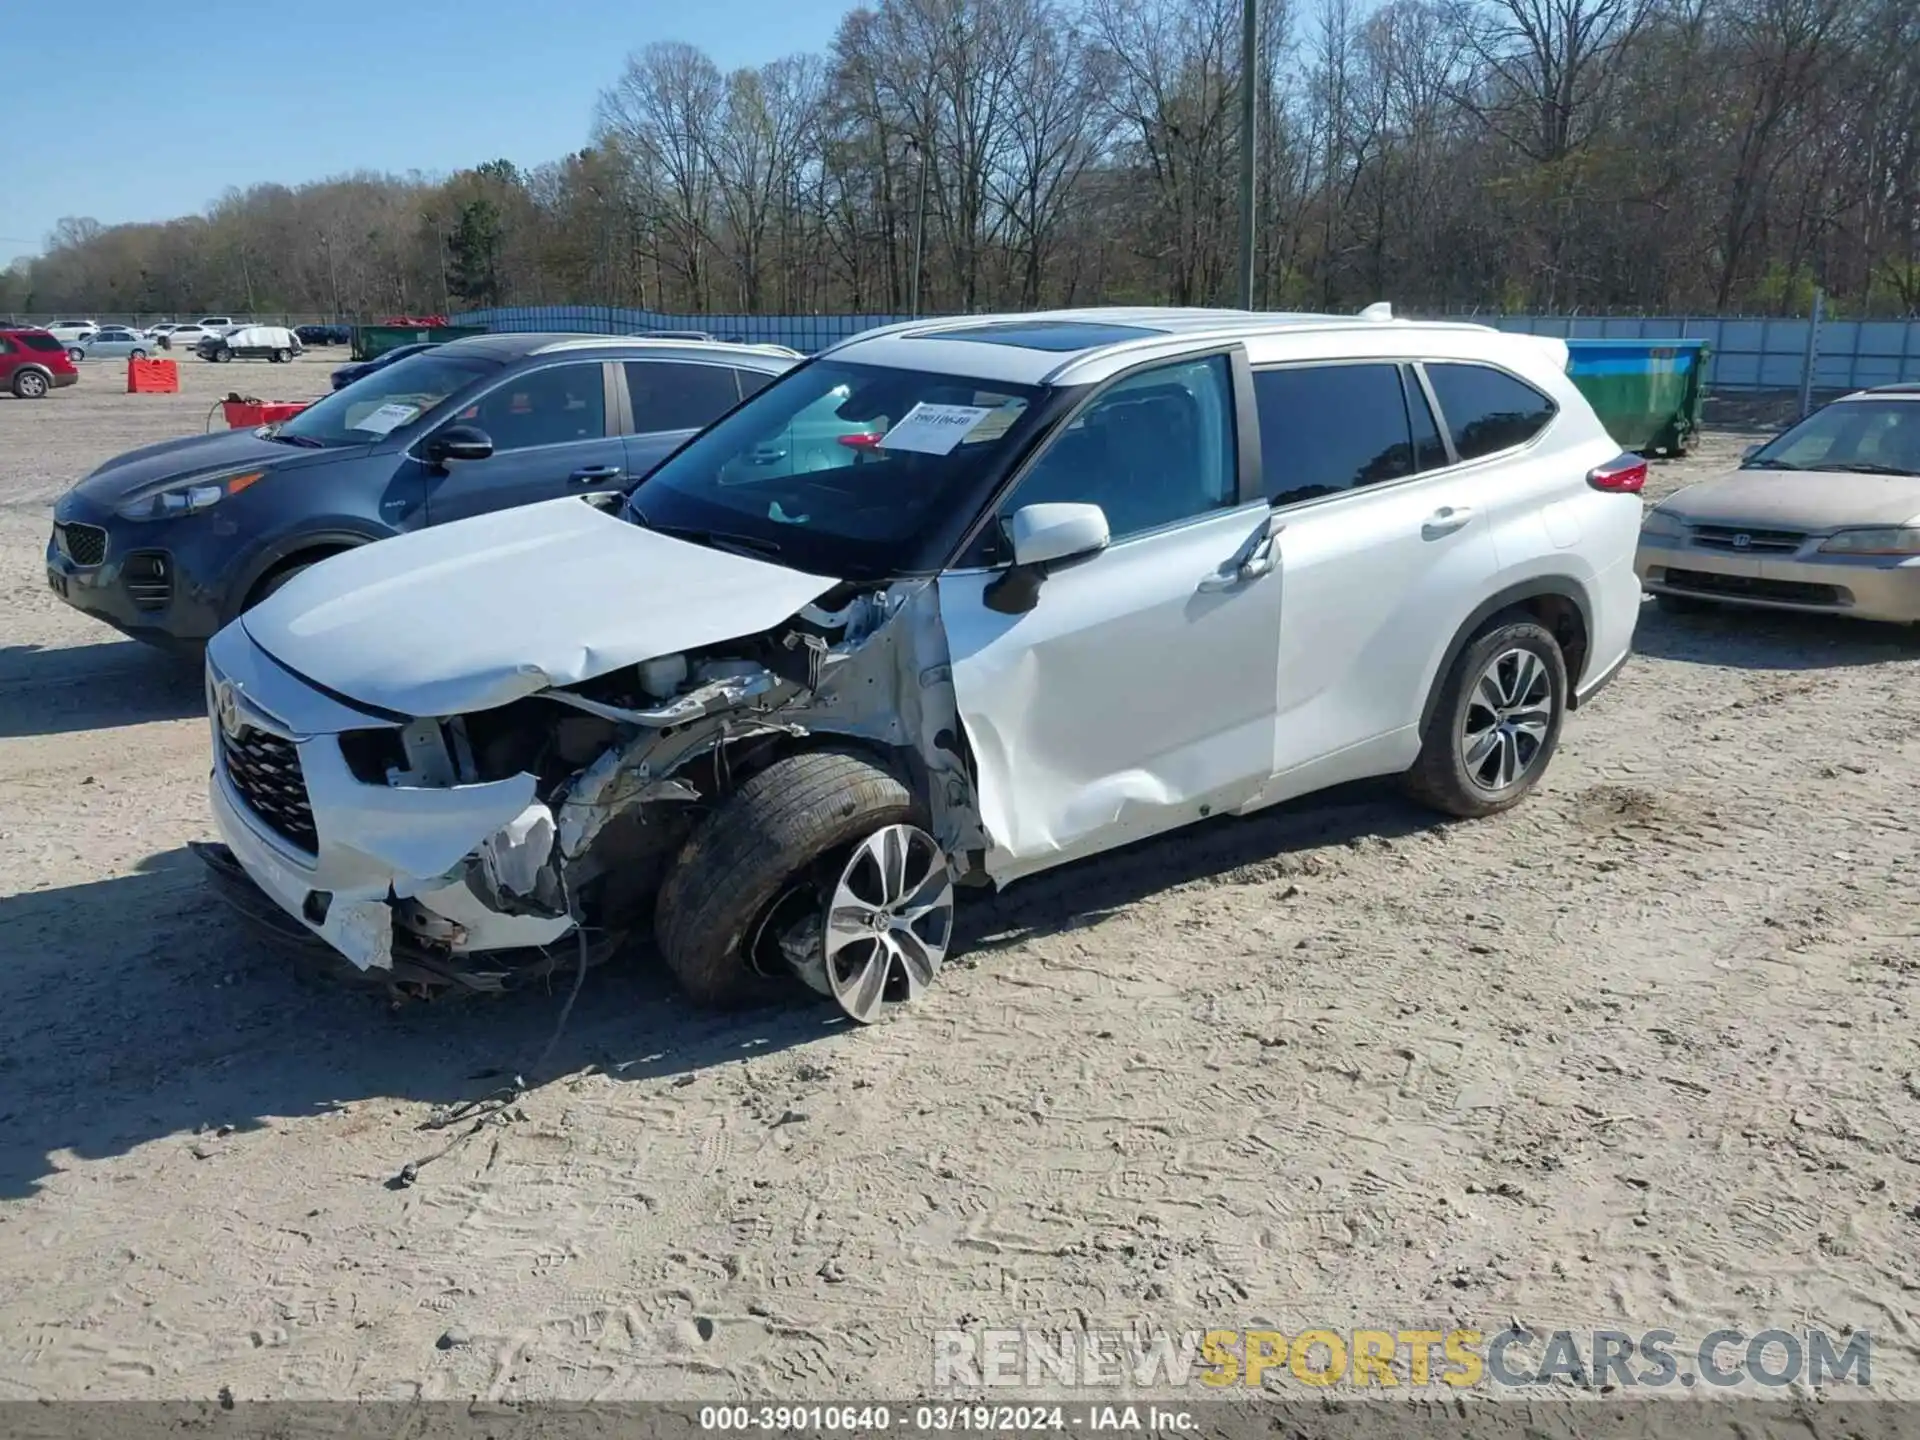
[822, 306, 1523, 387]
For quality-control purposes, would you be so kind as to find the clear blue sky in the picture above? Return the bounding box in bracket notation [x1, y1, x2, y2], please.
[3, 0, 850, 265]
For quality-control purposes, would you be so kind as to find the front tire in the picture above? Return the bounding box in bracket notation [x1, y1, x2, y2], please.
[1404, 618, 1567, 819]
[654, 750, 952, 1018]
[271, 348, 292, 363]
[215, 347, 233, 363]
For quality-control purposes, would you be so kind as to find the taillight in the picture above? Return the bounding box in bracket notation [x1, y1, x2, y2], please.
[1588, 453, 1647, 493]
[837, 432, 882, 450]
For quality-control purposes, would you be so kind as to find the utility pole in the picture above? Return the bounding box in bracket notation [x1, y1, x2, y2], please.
[909, 136, 930, 318]
[1237, 0, 1258, 310]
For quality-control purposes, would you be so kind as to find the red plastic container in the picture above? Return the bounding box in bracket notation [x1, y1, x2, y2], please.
[221, 399, 309, 429]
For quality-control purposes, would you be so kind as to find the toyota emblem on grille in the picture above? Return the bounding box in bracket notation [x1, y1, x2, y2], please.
[1733, 533, 1752, 549]
[213, 679, 243, 738]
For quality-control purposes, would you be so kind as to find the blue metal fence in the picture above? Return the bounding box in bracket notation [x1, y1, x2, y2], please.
[449, 304, 1920, 393]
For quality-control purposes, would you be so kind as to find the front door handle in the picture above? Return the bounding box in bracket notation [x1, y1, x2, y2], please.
[1422, 505, 1474, 538]
[569, 465, 625, 484]
[1198, 514, 1286, 592]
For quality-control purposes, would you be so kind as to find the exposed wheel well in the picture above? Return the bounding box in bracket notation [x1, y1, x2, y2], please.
[1519, 592, 1589, 696]
[241, 543, 358, 612]
[702, 730, 913, 801]
[1420, 582, 1594, 739]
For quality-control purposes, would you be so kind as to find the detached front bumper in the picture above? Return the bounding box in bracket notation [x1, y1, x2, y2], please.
[201, 624, 583, 987]
[1637, 535, 1920, 623]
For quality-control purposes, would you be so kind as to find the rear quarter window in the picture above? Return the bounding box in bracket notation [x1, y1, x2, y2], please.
[1424, 362, 1556, 461]
[19, 334, 63, 353]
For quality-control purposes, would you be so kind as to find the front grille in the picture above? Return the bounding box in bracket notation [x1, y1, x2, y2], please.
[221, 725, 317, 851]
[122, 551, 172, 610]
[1690, 524, 1806, 554]
[54, 522, 107, 566]
[1662, 568, 1845, 607]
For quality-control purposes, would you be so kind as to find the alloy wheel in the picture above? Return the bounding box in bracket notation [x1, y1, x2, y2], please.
[822, 824, 953, 1023]
[1459, 647, 1554, 793]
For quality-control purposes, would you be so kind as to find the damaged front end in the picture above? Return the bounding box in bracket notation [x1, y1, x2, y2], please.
[201, 576, 989, 1018]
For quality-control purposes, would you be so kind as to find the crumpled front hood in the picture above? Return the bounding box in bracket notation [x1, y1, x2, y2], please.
[241, 497, 842, 718]
[1660, 470, 1920, 530]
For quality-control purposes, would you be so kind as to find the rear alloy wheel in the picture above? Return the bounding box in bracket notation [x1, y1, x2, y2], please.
[66, 347, 84, 363]
[129, 348, 147, 359]
[1404, 619, 1567, 819]
[654, 750, 954, 1020]
[13, 369, 50, 399]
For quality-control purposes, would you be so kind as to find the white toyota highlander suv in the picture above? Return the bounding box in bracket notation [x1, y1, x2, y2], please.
[196, 306, 1645, 1022]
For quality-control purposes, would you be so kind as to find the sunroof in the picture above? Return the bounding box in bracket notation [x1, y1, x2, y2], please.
[911, 319, 1164, 352]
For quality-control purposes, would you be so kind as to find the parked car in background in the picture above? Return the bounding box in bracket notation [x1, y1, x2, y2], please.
[0, 327, 79, 398]
[160, 324, 213, 350]
[295, 323, 353, 346]
[69, 325, 154, 361]
[44, 320, 99, 344]
[197, 325, 303, 363]
[46, 334, 802, 650]
[197, 316, 237, 331]
[145, 323, 182, 340]
[329, 340, 439, 390]
[188, 307, 1642, 1020]
[1638, 383, 1920, 622]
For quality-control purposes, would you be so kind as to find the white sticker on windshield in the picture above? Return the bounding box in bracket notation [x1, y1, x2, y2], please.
[351, 402, 421, 436]
[877, 402, 996, 456]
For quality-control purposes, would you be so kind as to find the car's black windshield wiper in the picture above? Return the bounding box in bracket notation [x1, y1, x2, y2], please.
[1742, 457, 1799, 469]
[635, 514, 784, 559]
[265, 429, 326, 448]
[1825, 461, 1919, 476]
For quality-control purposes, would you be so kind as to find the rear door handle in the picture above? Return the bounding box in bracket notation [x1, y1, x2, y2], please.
[569, 465, 625, 484]
[1422, 505, 1474, 538]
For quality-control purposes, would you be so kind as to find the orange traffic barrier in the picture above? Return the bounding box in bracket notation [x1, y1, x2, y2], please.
[127, 358, 179, 394]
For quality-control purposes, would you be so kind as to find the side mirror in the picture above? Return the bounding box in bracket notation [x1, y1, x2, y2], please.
[985, 502, 1110, 615]
[425, 424, 493, 465]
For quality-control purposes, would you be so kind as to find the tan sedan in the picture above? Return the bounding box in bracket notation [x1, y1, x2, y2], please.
[1637, 384, 1920, 622]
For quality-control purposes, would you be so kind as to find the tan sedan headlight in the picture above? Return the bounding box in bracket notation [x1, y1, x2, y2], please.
[1639, 508, 1687, 540]
[1818, 528, 1920, 556]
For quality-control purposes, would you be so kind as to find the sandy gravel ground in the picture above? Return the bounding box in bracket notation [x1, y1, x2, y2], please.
[2, 354, 1918, 1403]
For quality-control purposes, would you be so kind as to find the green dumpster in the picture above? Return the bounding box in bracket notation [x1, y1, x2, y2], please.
[1563, 339, 1711, 455]
[351, 325, 487, 361]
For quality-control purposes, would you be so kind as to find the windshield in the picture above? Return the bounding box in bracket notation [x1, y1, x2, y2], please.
[276, 351, 495, 446]
[625, 359, 1052, 578]
[1747, 399, 1920, 476]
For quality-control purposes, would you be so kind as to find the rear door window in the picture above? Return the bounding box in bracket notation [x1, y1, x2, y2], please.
[1423, 362, 1556, 461]
[1251, 362, 1420, 507]
[625, 361, 741, 433]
